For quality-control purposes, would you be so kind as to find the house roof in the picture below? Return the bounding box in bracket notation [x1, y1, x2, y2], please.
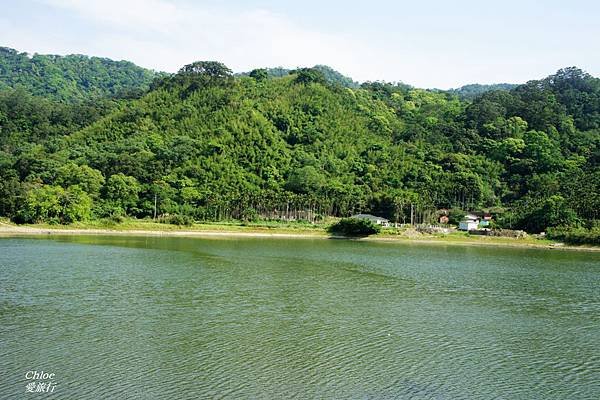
[463, 214, 479, 221]
[351, 214, 389, 222]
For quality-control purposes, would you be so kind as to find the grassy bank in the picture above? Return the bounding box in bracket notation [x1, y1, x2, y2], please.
[44, 219, 325, 233]
[2, 218, 599, 251]
[0, 218, 327, 236]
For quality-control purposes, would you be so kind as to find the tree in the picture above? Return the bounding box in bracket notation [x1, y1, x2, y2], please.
[55, 163, 105, 197]
[0, 157, 22, 218]
[285, 166, 326, 194]
[522, 130, 564, 173]
[16, 184, 93, 224]
[249, 68, 269, 82]
[291, 68, 327, 85]
[178, 61, 233, 78]
[155, 61, 234, 95]
[508, 195, 579, 233]
[17, 185, 64, 223]
[105, 173, 141, 215]
[61, 185, 93, 223]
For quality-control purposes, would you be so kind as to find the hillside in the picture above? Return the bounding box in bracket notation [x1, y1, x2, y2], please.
[239, 65, 359, 88]
[0, 57, 598, 235]
[448, 83, 518, 100]
[0, 47, 158, 101]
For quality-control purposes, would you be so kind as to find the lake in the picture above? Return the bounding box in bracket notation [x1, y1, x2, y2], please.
[1, 236, 599, 399]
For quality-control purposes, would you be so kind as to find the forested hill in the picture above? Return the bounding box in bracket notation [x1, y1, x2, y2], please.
[0, 59, 598, 235]
[238, 65, 359, 88]
[447, 83, 518, 100]
[0, 47, 158, 101]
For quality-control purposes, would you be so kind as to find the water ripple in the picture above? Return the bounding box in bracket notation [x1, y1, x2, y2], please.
[1, 237, 599, 399]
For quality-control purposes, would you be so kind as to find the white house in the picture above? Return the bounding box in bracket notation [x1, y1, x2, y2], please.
[458, 214, 480, 231]
[351, 214, 390, 227]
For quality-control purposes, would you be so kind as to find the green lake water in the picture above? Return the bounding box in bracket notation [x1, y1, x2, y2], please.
[1, 236, 599, 399]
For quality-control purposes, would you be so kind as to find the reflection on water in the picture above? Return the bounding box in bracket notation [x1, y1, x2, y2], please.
[1, 236, 599, 399]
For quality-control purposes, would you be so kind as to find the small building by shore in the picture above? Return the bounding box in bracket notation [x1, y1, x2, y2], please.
[438, 208, 450, 224]
[458, 214, 480, 231]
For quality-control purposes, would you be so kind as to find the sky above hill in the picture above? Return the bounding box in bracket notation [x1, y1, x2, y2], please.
[1, 0, 598, 88]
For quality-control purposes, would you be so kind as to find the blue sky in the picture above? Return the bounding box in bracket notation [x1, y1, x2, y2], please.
[1, 0, 598, 88]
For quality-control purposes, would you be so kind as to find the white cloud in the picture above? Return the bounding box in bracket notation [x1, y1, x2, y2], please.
[43, 0, 183, 33]
[7, 0, 595, 88]
[34, 0, 367, 79]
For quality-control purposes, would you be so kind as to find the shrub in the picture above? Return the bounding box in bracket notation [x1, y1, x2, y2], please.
[16, 184, 92, 224]
[447, 209, 466, 225]
[161, 214, 194, 226]
[501, 195, 579, 233]
[546, 226, 600, 245]
[328, 218, 381, 236]
[110, 213, 125, 224]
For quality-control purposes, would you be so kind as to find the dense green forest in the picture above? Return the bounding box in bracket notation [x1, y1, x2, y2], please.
[0, 48, 598, 237]
[0, 47, 157, 101]
[239, 65, 359, 88]
[447, 83, 518, 100]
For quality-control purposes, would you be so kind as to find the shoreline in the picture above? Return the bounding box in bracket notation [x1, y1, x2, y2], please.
[1, 223, 599, 252]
